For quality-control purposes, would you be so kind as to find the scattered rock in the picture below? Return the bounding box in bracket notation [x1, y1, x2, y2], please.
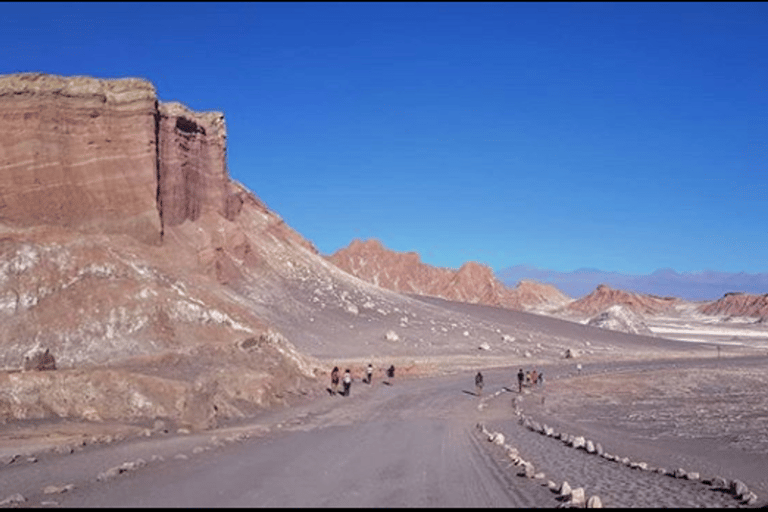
[42, 484, 74, 495]
[585, 440, 596, 453]
[174, 453, 188, 460]
[685, 471, 699, 481]
[711, 476, 728, 489]
[0, 493, 26, 506]
[586, 495, 603, 508]
[385, 330, 400, 342]
[478, 342, 491, 351]
[558, 481, 572, 497]
[742, 492, 759, 505]
[673, 468, 687, 479]
[569, 487, 586, 507]
[518, 462, 535, 479]
[730, 479, 749, 499]
[571, 436, 586, 450]
[564, 348, 579, 359]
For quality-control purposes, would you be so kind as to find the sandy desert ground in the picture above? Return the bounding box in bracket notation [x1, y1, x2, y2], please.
[1, 296, 766, 508]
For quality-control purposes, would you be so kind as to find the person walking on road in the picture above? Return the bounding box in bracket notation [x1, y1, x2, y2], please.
[475, 371, 484, 396]
[366, 363, 373, 384]
[343, 369, 352, 396]
[331, 366, 340, 395]
[517, 368, 525, 393]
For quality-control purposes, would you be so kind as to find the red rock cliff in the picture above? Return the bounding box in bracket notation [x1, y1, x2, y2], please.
[0, 73, 162, 243]
[0, 73, 237, 243]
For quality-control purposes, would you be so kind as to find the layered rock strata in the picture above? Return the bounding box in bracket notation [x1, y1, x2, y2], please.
[0, 73, 237, 243]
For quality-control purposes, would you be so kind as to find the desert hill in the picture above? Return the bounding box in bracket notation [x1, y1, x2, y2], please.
[0, 73, 759, 438]
[698, 292, 768, 320]
[326, 239, 572, 312]
[2, 73, 654, 432]
[565, 283, 678, 317]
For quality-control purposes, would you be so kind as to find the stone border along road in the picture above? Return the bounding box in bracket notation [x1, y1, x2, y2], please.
[476, 386, 759, 508]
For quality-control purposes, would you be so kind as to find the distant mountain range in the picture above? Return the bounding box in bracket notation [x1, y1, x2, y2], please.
[497, 265, 768, 301]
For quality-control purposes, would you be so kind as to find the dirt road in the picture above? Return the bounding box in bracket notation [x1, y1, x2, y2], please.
[3, 372, 556, 508]
[2, 357, 765, 508]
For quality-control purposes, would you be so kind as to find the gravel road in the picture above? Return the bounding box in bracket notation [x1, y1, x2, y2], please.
[3, 372, 556, 508]
[2, 357, 765, 508]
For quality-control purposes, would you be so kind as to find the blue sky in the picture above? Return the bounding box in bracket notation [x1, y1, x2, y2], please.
[2, 2, 766, 275]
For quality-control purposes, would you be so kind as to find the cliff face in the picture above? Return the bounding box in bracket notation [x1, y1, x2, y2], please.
[157, 102, 231, 228]
[326, 238, 571, 311]
[0, 73, 238, 243]
[0, 74, 162, 244]
[0, 73, 328, 427]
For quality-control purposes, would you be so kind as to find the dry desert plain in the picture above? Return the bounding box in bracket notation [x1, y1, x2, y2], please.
[1, 294, 767, 508]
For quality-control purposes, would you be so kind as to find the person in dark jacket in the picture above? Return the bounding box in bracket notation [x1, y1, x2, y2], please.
[517, 368, 525, 393]
[475, 371, 484, 396]
[331, 366, 340, 395]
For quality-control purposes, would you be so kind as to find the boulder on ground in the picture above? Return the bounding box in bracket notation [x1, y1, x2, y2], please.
[586, 495, 603, 508]
[730, 479, 749, 499]
[384, 330, 400, 342]
[569, 487, 586, 507]
[23, 348, 56, 371]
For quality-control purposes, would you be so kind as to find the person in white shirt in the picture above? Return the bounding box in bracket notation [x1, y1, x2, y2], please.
[342, 369, 352, 396]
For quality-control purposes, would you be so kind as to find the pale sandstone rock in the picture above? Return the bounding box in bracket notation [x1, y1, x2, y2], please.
[586, 495, 603, 508]
[569, 487, 586, 507]
[730, 479, 749, 499]
[42, 484, 74, 494]
[0, 493, 27, 506]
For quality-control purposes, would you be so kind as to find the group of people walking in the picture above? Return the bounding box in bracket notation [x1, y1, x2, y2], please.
[331, 363, 395, 396]
[474, 367, 544, 396]
[517, 367, 543, 392]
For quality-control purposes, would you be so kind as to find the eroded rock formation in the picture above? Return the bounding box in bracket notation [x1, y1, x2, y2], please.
[698, 292, 768, 319]
[586, 304, 655, 336]
[0, 73, 162, 244]
[0, 73, 328, 428]
[567, 284, 677, 317]
[0, 73, 240, 243]
[326, 238, 571, 311]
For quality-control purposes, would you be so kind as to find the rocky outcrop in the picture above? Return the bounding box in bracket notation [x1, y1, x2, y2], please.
[0, 73, 240, 244]
[587, 304, 654, 336]
[0, 73, 162, 244]
[698, 292, 768, 319]
[326, 238, 571, 311]
[567, 284, 677, 317]
[157, 102, 230, 228]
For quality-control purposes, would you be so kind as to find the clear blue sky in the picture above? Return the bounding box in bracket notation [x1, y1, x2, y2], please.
[2, 2, 766, 275]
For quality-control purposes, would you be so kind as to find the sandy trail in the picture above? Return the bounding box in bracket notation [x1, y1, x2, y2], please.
[1, 356, 766, 508]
